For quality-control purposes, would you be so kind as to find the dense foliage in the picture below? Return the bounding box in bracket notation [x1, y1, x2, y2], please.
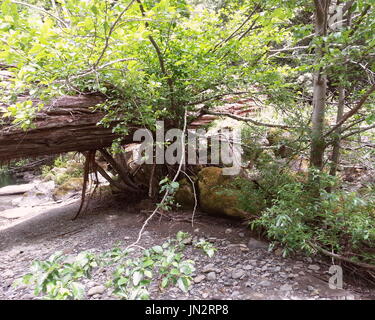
[1, 0, 374, 280]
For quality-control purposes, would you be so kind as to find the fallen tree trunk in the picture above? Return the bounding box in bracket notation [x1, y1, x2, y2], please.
[0, 95, 135, 162]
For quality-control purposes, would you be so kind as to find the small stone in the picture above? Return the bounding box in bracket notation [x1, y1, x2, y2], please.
[231, 269, 245, 279]
[225, 228, 232, 234]
[346, 295, 355, 300]
[194, 275, 206, 283]
[231, 291, 240, 297]
[247, 238, 268, 250]
[307, 285, 315, 291]
[245, 281, 252, 287]
[274, 248, 283, 256]
[243, 265, 253, 270]
[258, 280, 272, 287]
[308, 264, 320, 271]
[239, 232, 245, 238]
[87, 285, 106, 296]
[207, 272, 216, 281]
[202, 292, 209, 299]
[202, 263, 216, 273]
[182, 237, 193, 245]
[3, 270, 14, 278]
[21, 293, 35, 300]
[280, 284, 293, 291]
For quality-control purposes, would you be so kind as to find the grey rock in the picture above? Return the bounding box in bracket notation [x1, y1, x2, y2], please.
[231, 291, 240, 297]
[231, 269, 245, 279]
[194, 275, 206, 283]
[207, 272, 216, 281]
[308, 264, 320, 271]
[280, 284, 293, 291]
[258, 280, 272, 287]
[202, 292, 209, 299]
[203, 263, 216, 273]
[0, 183, 35, 196]
[247, 238, 268, 250]
[274, 248, 283, 256]
[182, 237, 193, 245]
[3, 270, 14, 278]
[21, 293, 35, 300]
[307, 286, 315, 291]
[225, 228, 232, 234]
[87, 285, 106, 296]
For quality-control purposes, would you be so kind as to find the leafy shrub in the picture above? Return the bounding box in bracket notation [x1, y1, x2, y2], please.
[15, 232, 217, 300]
[42, 154, 83, 185]
[250, 171, 375, 261]
[15, 251, 98, 300]
[229, 162, 298, 217]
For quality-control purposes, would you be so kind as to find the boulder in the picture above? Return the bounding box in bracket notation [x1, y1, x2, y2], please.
[197, 167, 247, 218]
[0, 207, 39, 219]
[12, 180, 56, 207]
[53, 177, 83, 201]
[0, 183, 35, 196]
[174, 178, 196, 209]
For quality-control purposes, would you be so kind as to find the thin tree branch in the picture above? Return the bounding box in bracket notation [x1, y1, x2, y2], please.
[203, 110, 296, 129]
[325, 84, 375, 137]
[11, 0, 68, 28]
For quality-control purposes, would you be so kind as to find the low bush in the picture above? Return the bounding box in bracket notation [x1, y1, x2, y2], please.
[15, 232, 216, 300]
[241, 167, 375, 263]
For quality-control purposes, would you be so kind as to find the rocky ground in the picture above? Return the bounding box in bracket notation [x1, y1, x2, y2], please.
[1, 184, 375, 300]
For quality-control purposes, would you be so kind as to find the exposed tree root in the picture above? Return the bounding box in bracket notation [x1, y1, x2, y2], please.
[72, 150, 96, 220]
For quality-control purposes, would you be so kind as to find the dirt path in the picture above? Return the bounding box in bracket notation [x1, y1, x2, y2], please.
[0, 196, 374, 300]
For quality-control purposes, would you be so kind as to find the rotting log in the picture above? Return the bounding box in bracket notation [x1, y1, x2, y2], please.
[0, 95, 136, 162]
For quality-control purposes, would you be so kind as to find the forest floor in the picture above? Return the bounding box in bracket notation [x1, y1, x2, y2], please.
[0, 193, 375, 300]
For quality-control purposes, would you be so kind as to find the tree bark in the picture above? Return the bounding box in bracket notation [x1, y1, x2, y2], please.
[0, 95, 135, 162]
[309, 0, 330, 179]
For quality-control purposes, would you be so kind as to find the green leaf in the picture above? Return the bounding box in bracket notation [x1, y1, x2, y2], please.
[177, 277, 190, 293]
[152, 246, 163, 254]
[161, 277, 169, 288]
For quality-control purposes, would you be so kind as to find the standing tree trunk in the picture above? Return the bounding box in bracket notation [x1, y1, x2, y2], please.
[309, 0, 330, 189]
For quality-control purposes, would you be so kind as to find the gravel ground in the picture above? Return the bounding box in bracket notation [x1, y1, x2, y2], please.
[0, 196, 374, 300]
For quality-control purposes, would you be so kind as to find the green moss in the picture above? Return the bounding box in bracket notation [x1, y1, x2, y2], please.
[53, 177, 83, 200]
[197, 167, 248, 219]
